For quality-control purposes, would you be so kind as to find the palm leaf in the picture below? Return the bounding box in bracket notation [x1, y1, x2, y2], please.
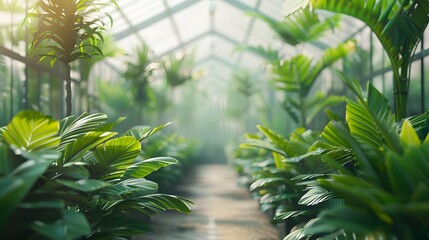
[123, 123, 171, 142]
[340, 73, 401, 152]
[135, 194, 192, 214]
[59, 112, 108, 150]
[235, 44, 279, 62]
[92, 136, 141, 181]
[97, 178, 158, 197]
[307, 0, 429, 120]
[123, 157, 178, 179]
[2, 110, 60, 152]
[305, 92, 345, 125]
[250, 8, 340, 46]
[61, 131, 117, 165]
[0, 151, 57, 226]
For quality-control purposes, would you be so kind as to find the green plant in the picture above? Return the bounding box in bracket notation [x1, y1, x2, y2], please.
[245, 9, 354, 128]
[249, 8, 340, 46]
[122, 43, 158, 123]
[26, 0, 117, 116]
[271, 40, 355, 128]
[236, 126, 333, 234]
[0, 110, 192, 239]
[284, 73, 429, 239]
[293, 0, 429, 120]
[161, 51, 194, 88]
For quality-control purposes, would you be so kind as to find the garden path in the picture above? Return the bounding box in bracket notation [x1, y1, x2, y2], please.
[134, 164, 279, 240]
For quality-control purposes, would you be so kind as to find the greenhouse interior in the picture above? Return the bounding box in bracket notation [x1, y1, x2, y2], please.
[1, 0, 429, 239]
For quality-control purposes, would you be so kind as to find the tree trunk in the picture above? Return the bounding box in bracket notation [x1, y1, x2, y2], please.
[64, 63, 72, 116]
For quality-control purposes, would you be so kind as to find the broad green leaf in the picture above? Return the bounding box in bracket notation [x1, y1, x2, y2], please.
[299, 184, 335, 206]
[240, 139, 286, 156]
[0, 177, 26, 225]
[2, 110, 60, 152]
[61, 131, 117, 165]
[31, 210, 90, 240]
[0, 151, 56, 226]
[304, 206, 386, 235]
[399, 119, 420, 146]
[274, 210, 310, 221]
[385, 148, 428, 197]
[59, 112, 108, 150]
[0, 143, 12, 175]
[93, 136, 141, 181]
[98, 178, 159, 197]
[123, 157, 178, 179]
[136, 194, 193, 214]
[123, 123, 171, 142]
[310, 0, 429, 120]
[250, 177, 284, 191]
[89, 214, 153, 237]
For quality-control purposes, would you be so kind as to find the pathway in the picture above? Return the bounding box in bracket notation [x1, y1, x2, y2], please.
[134, 164, 279, 240]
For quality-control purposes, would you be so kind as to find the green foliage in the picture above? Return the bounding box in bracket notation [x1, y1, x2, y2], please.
[232, 73, 429, 239]
[26, 0, 118, 116]
[161, 51, 194, 88]
[141, 133, 197, 192]
[300, 0, 429, 120]
[0, 110, 192, 239]
[123, 43, 157, 104]
[285, 75, 429, 239]
[271, 40, 355, 127]
[27, 0, 117, 66]
[249, 8, 340, 46]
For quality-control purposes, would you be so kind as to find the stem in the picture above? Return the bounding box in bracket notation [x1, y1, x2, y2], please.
[64, 63, 72, 116]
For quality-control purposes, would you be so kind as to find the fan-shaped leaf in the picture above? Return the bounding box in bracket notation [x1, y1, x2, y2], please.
[61, 131, 117, 165]
[59, 112, 108, 150]
[2, 110, 60, 152]
[93, 136, 141, 181]
[123, 157, 178, 179]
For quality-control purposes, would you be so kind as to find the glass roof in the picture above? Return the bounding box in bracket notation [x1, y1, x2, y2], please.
[102, 0, 289, 81]
[99, 0, 367, 86]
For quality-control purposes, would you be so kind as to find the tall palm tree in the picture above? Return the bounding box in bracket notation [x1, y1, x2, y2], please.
[27, 0, 117, 116]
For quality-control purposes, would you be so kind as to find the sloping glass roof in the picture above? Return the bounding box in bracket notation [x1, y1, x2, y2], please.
[101, 0, 288, 81]
[97, 0, 368, 86]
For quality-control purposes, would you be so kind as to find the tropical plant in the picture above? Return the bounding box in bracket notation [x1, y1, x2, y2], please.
[141, 133, 197, 192]
[235, 126, 333, 234]
[288, 0, 429, 120]
[283, 73, 429, 239]
[243, 8, 354, 128]
[0, 110, 192, 239]
[271, 40, 355, 128]
[122, 43, 158, 123]
[161, 51, 194, 88]
[26, 0, 118, 116]
[249, 8, 341, 46]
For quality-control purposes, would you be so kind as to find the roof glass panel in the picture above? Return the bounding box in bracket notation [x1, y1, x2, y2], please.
[173, 1, 210, 43]
[259, 0, 284, 19]
[139, 19, 179, 55]
[120, 0, 166, 26]
[214, 1, 250, 43]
